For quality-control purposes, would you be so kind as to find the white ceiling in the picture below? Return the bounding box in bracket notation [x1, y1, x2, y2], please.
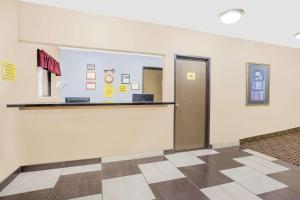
[20, 0, 300, 49]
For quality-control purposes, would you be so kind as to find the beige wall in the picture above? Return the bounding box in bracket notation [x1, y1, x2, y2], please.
[1, 0, 300, 182]
[0, 0, 60, 182]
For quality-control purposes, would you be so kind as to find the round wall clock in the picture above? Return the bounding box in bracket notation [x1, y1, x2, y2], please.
[105, 74, 114, 84]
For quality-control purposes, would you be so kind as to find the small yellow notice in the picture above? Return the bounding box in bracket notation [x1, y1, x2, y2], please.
[187, 72, 196, 80]
[2, 61, 16, 80]
[104, 83, 114, 98]
[119, 84, 127, 93]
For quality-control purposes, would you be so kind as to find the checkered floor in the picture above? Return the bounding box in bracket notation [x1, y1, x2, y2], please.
[1, 146, 300, 200]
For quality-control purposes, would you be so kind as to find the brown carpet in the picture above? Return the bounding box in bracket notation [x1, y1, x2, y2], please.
[242, 132, 300, 166]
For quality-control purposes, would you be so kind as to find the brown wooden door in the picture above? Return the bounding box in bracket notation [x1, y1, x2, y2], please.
[175, 57, 207, 151]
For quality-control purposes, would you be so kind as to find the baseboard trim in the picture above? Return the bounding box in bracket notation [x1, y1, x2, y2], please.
[240, 126, 300, 145]
[212, 141, 240, 149]
[21, 157, 101, 173]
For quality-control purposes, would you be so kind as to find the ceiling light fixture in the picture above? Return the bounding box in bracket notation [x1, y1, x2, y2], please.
[219, 9, 245, 24]
[295, 32, 300, 40]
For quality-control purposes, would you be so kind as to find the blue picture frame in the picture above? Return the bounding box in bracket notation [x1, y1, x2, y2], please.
[246, 63, 270, 105]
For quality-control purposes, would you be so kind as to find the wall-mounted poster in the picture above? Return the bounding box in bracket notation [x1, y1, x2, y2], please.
[86, 82, 96, 90]
[2, 61, 16, 81]
[131, 83, 139, 90]
[86, 71, 96, 80]
[121, 74, 130, 84]
[246, 63, 270, 105]
[104, 83, 114, 97]
[119, 84, 128, 93]
[87, 64, 95, 70]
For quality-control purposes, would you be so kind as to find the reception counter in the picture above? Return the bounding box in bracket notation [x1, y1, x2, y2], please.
[7, 102, 175, 109]
[6, 101, 174, 165]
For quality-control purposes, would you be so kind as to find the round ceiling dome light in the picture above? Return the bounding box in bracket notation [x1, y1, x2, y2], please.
[219, 9, 245, 24]
[295, 32, 300, 40]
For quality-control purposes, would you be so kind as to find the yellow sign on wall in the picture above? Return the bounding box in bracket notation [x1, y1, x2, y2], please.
[119, 84, 127, 93]
[104, 83, 114, 98]
[2, 61, 16, 80]
[187, 72, 196, 80]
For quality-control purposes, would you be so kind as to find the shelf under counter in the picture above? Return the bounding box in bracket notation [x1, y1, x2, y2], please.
[7, 102, 175, 109]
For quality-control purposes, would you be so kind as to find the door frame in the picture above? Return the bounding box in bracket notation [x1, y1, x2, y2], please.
[174, 54, 211, 150]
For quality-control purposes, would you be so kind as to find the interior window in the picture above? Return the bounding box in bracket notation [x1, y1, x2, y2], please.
[38, 67, 51, 97]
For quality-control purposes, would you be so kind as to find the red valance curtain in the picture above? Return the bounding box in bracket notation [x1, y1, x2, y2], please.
[37, 49, 61, 76]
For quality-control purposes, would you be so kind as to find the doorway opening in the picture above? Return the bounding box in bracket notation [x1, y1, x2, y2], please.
[143, 67, 163, 102]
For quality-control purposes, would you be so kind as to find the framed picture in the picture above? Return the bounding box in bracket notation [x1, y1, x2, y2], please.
[246, 63, 270, 105]
[131, 83, 139, 90]
[87, 64, 95, 70]
[121, 74, 130, 84]
[86, 82, 96, 90]
[86, 71, 96, 80]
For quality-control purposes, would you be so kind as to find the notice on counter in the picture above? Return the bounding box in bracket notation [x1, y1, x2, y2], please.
[186, 72, 196, 80]
[2, 61, 16, 80]
[104, 83, 114, 97]
[119, 84, 127, 93]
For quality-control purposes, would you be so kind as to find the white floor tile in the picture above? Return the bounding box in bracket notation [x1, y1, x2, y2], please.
[102, 174, 154, 200]
[0, 173, 32, 196]
[134, 150, 163, 159]
[138, 163, 166, 184]
[221, 166, 287, 194]
[102, 177, 129, 200]
[102, 154, 135, 163]
[30, 168, 62, 190]
[62, 166, 83, 175]
[155, 161, 185, 181]
[220, 182, 262, 200]
[202, 182, 262, 200]
[165, 152, 205, 167]
[123, 174, 155, 200]
[82, 164, 102, 173]
[243, 149, 277, 161]
[234, 156, 288, 174]
[62, 164, 101, 175]
[0, 168, 62, 197]
[138, 161, 185, 184]
[70, 194, 102, 200]
[201, 185, 235, 200]
[190, 149, 219, 157]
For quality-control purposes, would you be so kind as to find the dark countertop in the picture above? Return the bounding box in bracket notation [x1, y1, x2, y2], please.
[7, 102, 175, 108]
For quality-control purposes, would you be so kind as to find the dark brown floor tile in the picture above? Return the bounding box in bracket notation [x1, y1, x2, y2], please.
[179, 164, 232, 189]
[64, 158, 101, 167]
[49, 171, 102, 200]
[259, 187, 300, 200]
[134, 156, 166, 165]
[215, 146, 251, 157]
[77, 171, 102, 197]
[49, 174, 81, 200]
[268, 170, 300, 191]
[273, 160, 300, 172]
[102, 160, 140, 179]
[150, 178, 209, 200]
[0, 189, 52, 200]
[200, 153, 244, 170]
